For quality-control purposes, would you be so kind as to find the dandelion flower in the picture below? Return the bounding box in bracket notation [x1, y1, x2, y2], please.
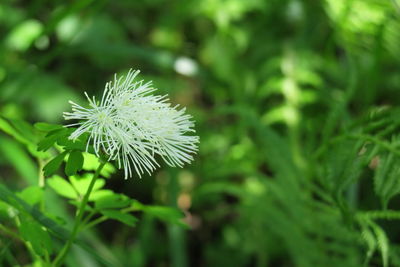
[63, 69, 199, 178]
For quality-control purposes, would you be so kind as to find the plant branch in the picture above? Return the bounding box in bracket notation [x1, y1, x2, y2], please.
[52, 161, 106, 267]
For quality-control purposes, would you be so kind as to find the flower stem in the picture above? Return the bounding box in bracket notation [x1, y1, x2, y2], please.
[52, 161, 106, 267]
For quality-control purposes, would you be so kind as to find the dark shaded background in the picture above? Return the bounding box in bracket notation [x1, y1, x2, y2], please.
[2, 0, 400, 266]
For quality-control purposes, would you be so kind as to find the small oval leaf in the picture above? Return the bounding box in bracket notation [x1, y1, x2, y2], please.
[65, 150, 84, 176]
[43, 151, 67, 177]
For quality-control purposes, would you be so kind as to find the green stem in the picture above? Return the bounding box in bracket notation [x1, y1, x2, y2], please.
[81, 216, 107, 230]
[52, 161, 106, 267]
[38, 158, 46, 212]
[79, 210, 96, 229]
[81, 206, 137, 230]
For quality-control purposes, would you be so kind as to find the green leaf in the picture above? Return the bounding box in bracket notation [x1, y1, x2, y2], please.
[361, 210, 400, 220]
[369, 220, 389, 267]
[34, 122, 64, 132]
[17, 186, 43, 205]
[8, 119, 37, 143]
[0, 117, 48, 159]
[37, 129, 70, 151]
[324, 139, 365, 196]
[373, 152, 400, 208]
[95, 194, 132, 209]
[47, 175, 78, 199]
[89, 189, 114, 201]
[361, 225, 377, 265]
[37, 134, 59, 152]
[0, 117, 31, 145]
[19, 215, 53, 256]
[43, 151, 68, 177]
[100, 210, 137, 226]
[69, 174, 105, 196]
[82, 152, 116, 178]
[0, 184, 70, 240]
[57, 133, 88, 151]
[65, 150, 84, 176]
[0, 184, 114, 266]
[142, 206, 186, 226]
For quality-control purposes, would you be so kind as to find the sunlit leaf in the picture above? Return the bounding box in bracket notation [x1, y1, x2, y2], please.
[69, 174, 105, 196]
[89, 189, 114, 201]
[47, 175, 78, 199]
[82, 152, 116, 178]
[95, 194, 132, 209]
[17, 186, 43, 206]
[373, 151, 400, 209]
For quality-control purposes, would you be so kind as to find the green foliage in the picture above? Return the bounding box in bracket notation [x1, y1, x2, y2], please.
[43, 152, 68, 177]
[17, 186, 43, 205]
[65, 150, 84, 176]
[37, 129, 70, 152]
[99, 210, 137, 226]
[34, 122, 64, 132]
[47, 175, 78, 199]
[19, 215, 53, 256]
[373, 151, 400, 209]
[137, 204, 187, 227]
[2, 0, 400, 266]
[95, 194, 132, 209]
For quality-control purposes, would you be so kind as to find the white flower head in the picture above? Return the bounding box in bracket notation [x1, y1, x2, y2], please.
[63, 69, 199, 179]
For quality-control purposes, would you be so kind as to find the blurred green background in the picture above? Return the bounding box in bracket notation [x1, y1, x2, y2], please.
[2, 0, 400, 266]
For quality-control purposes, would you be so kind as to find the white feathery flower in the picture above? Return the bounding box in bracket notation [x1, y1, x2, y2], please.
[63, 69, 199, 178]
